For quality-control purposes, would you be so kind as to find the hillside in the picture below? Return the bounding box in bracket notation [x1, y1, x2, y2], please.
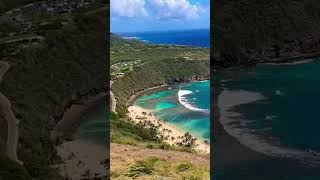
[0, 2, 108, 179]
[212, 0, 320, 67]
[110, 34, 210, 113]
[110, 34, 210, 179]
[0, 0, 38, 13]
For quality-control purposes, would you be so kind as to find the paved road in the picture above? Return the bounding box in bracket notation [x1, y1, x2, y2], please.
[0, 61, 22, 165]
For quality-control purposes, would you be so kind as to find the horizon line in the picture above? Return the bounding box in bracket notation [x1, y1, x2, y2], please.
[112, 28, 210, 34]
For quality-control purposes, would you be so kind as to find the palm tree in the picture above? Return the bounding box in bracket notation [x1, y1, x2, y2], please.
[204, 140, 209, 152]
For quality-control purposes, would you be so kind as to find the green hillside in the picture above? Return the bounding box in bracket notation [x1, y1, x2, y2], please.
[213, 0, 320, 66]
[111, 34, 210, 112]
[110, 34, 210, 180]
[0, 0, 38, 12]
[0, 6, 108, 180]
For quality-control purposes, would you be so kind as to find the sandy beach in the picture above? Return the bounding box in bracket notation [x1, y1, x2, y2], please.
[217, 89, 320, 165]
[52, 91, 108, 179]
[128, 105, 210, 154]
[53, 92, 107, 137]
[212, 87, 320, 179]
[55, 138, 108, 179]
[126, 84, 168, 106]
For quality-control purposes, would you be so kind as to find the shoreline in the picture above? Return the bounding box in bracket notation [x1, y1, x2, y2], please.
[126, 84, 168, 107]
[125, 77, 210, 107]
[128, 105, 210, 154]
[214, 53, 320, 70]
[55, 138, 108, 179]
[125, 79, 210, 154]
[53, 91, 107, 139]
[217, 89, 320, 165]
[52, 91, 108, 179]
[51, 92, 108, 179]
[213, 85, 320, 178]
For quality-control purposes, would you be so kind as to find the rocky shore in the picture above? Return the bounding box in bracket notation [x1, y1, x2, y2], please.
[212, 34, 320, 68]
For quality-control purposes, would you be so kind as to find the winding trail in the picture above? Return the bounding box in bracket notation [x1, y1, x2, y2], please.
[0, 61, 22, 164]
[110, 81, 116, 113]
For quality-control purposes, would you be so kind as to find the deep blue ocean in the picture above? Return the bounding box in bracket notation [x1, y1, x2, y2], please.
[117, 29, 210, 48]
[135, 81, 210, 142]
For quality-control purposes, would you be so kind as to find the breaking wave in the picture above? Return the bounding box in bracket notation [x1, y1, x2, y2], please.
[178, 90, 210, 114]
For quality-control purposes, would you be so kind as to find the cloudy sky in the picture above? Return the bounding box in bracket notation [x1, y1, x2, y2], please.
[111, 0, 210, 32]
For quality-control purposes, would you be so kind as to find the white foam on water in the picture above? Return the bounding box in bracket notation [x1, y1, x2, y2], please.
[275, 90, 285, 96]
[178, 89, 209, 114]
[123, 36, 139, 40]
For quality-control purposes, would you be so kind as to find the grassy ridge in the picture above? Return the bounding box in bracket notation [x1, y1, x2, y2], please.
[0, 11, 107, 179]
[112, 156, 209, 179]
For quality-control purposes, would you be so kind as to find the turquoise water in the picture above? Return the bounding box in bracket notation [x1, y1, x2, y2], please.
[218, 60, 320, 151]
[78, 100, 108, 144]
[215, 60, 320, 179]
[135, 80, 210, 142]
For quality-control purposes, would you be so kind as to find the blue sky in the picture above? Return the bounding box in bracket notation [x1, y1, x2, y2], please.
[111, 0, 210, 33]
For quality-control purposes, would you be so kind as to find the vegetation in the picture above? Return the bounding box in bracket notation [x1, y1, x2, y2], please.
[0, 0, 39, 13]
[111, 156, 209, 179]
[0, 150, 30, 180]
[110, 33, 209, 151]
[111, 34, 209, 111]
[110, 112, 196, 153]
[0, 6, 108, 179]
[213, 0, 320, 66]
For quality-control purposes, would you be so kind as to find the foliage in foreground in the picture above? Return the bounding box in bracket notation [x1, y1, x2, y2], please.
[111, 156, 209, 180]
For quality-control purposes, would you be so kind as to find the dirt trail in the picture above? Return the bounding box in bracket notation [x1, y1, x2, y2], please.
[110, 143, 210, 173]
[0, 61, 22, 164]
[110, 81, 116, 112]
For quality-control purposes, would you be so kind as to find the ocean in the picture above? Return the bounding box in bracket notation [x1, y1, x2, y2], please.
[135, 80, 210, 142]
[215, 59, 320, 179]
[116, 29, 210, 48]
[78, 100, 108, 144]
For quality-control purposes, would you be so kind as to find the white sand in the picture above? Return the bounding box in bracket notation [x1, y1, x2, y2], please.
[218, 89, 320, 165]
[55, 139, 108, 179]
[128, 105, 210, 154]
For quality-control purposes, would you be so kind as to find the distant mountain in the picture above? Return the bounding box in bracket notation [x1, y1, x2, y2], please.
[110, 33, 147, 47]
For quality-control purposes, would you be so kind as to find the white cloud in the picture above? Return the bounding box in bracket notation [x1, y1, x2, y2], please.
[111, 0, 148, 18]
[147, 0, 200, 20]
